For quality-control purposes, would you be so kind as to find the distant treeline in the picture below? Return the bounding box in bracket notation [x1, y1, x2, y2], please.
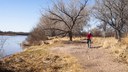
[0, 31, 29, 36]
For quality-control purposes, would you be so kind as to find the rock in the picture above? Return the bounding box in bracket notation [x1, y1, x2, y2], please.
[15, 58, 24, 62]
[126, 59, 128, 63]
[41, 41, 44, 45]
[22, 41, 31, 46]
[47, 37, 53, 40]
[44, 40, 54, 45]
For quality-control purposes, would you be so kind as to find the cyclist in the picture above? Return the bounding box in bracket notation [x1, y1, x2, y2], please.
[87, 32, 92, 48]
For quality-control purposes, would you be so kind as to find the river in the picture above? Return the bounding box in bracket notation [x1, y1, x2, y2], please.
[0, 35, 27, 58]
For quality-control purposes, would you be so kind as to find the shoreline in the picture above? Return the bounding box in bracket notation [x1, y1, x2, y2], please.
[0, 54, 13, 60]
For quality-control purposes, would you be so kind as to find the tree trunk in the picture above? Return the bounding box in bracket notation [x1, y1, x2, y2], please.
[103, 31, 106, 38]
[115, 29, 121, 41]
[51, 30, 55, 36]
[68, 31, 73, 41]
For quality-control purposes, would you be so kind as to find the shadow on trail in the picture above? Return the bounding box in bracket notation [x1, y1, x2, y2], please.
[90, 46, 102, 49]
[62, 41, 87, 45]
[61, 40, 102, 49]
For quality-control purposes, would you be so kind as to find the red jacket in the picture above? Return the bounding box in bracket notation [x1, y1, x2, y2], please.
[87, 33, 92, 39]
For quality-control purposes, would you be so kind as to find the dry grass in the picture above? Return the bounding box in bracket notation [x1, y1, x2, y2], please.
[92, 37, 128, 64]
[1, 37, 128, 72]
[0, 42, 83, 72]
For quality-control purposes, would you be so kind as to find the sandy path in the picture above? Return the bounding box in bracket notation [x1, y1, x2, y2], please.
[50, 42, 128, 72]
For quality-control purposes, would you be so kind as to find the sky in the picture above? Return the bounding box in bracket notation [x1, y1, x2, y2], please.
[0, 0, 95, 32]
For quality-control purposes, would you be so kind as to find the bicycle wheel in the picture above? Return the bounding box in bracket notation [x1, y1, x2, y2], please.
[88, 40, 91, 48]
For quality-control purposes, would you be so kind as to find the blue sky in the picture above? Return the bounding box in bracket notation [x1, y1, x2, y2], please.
[0, 0, 95, 32]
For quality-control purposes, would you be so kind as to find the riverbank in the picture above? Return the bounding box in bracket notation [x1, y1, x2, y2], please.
[0, 40, 83, 72]
[0, 31, 29, 36]
[0, 37, 128, 72]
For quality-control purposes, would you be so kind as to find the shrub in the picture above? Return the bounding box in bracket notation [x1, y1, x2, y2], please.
[26, 27, 48, 45]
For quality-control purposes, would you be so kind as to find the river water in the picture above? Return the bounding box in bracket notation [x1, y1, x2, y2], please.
[0, 36, 27, 58]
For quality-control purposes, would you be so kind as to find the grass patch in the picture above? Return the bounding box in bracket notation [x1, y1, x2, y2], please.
[0, 41, 83, 72]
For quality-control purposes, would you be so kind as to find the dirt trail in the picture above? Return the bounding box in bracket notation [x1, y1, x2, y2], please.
[50, 42, 128, 72]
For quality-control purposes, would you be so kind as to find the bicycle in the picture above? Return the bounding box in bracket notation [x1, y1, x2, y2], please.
[87, 39, 91, 48]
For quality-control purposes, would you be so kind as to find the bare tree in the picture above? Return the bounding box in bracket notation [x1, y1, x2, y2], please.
[0, 36, 7, 58]
[26, 26, 48, 45]
[41, 0, 89, 41]
[39, 14, 67, 37]
[98, 23, 115, 37]
[93, 0, 128, 41]
[0, 37, 7, 49]
[91, 27, 102, 37]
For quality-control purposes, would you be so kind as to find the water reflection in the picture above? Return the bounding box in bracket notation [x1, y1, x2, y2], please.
[0, 36, 27, 58]
[0, 49, 4, 58]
